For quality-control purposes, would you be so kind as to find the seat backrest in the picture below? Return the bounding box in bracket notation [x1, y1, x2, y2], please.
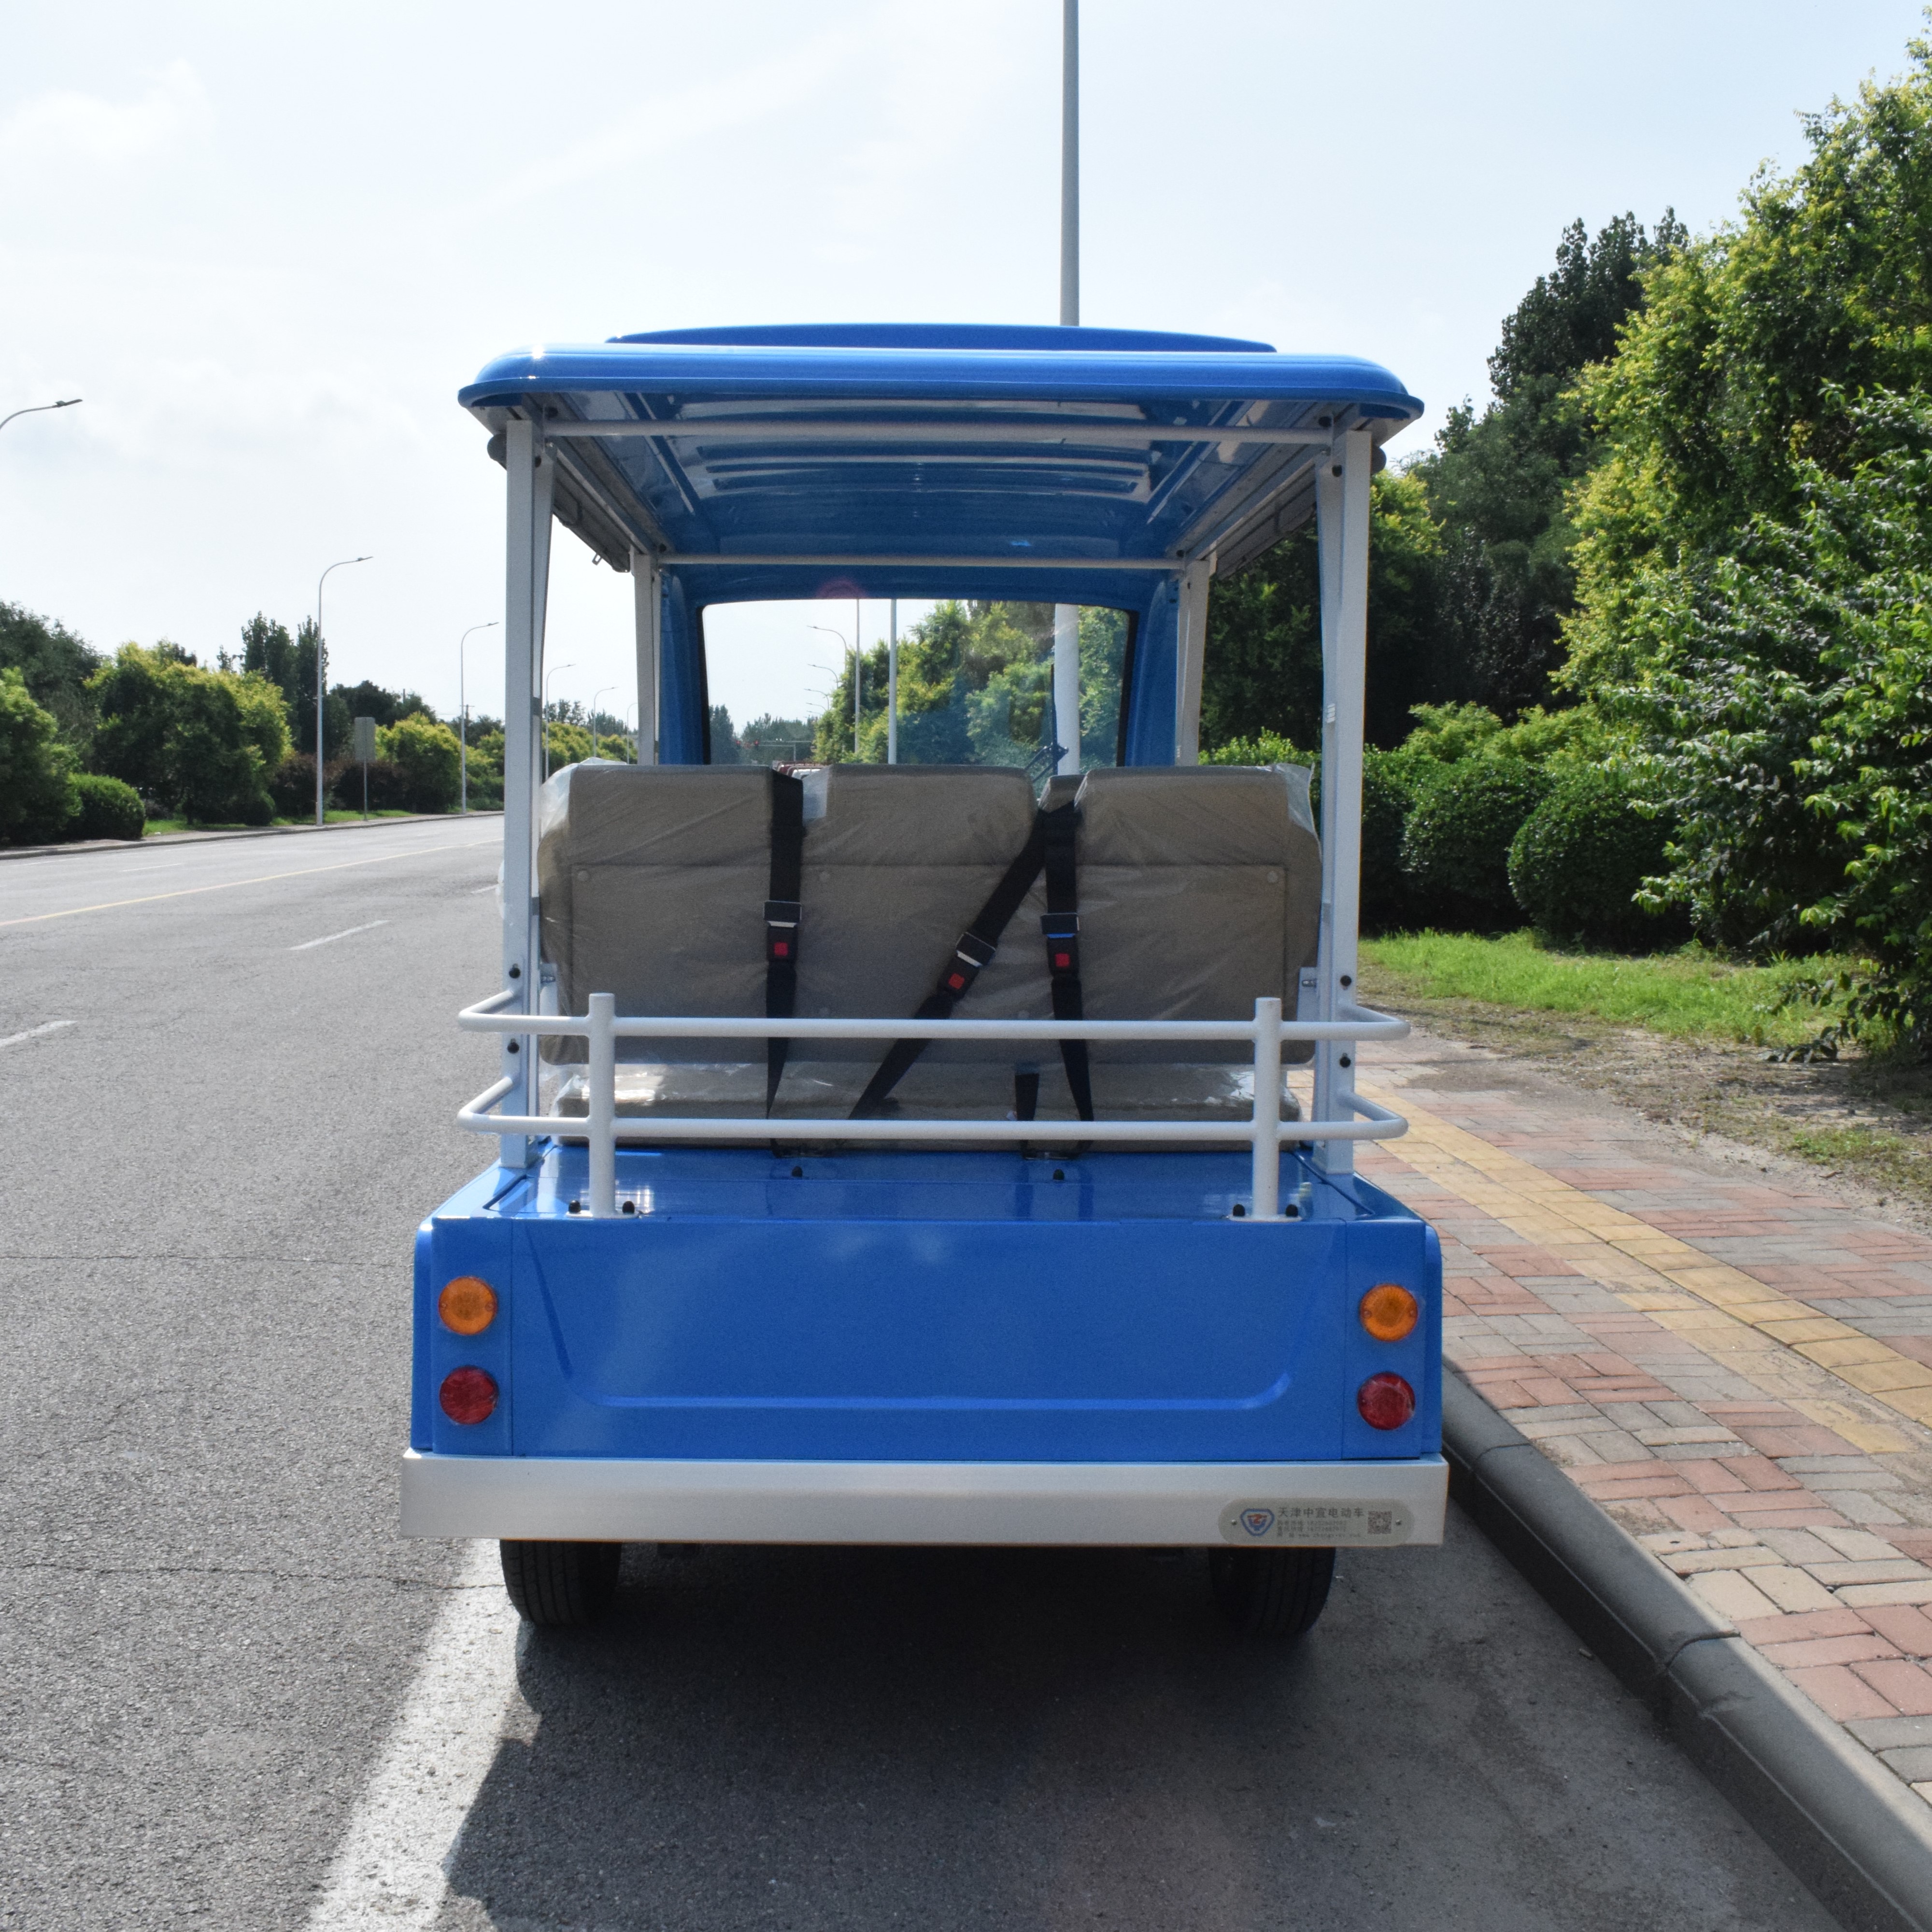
[1072, 766, 1321, 1062]
[537, 763, 773, 1056]
[535, 759, 1322, 1074]
[796, 765, 1047, 1060]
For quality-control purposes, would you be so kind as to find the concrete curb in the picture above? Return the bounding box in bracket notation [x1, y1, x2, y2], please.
[0, 811, 503, 861]
[1443, 1370, 1932, 1932]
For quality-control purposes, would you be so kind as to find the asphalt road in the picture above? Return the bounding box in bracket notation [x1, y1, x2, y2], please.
[0, 820, 1838, 1931]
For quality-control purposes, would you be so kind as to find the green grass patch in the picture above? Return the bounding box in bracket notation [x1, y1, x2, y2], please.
[1359, 930, 1849, 1049]
[1786, 1125, 1930, 1193]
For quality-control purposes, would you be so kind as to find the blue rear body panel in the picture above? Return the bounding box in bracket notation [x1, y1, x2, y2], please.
[412, 1149, 1442, 1471]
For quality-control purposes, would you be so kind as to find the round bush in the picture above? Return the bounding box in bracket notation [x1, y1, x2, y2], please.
[331, 757, 412, 813]
[69, 773, 144, 841]
[1399, 757, 1551, 930]
[268, 753, 317, 819]
[1508, 767, 1679, 946]
[382, 713, 462, 813]
[1360, 749, 1430, 933]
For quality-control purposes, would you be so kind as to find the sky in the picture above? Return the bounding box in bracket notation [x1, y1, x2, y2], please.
[3, 0, 1928, 732]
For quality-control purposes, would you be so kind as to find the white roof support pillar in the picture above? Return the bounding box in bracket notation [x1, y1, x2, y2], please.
[1311, 427, 1373, 1177]
[631, 547, 660, 767]
[1053, 604, 1080, 775]
[500, 417, 554, 1167]
[1174, 557, 1210, 766]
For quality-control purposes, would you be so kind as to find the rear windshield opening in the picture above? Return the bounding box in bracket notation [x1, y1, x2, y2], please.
[700, 599, 1130, 781]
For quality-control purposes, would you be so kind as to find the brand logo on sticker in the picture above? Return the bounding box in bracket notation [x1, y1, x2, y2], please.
[1240, 1508, 1275, 1538]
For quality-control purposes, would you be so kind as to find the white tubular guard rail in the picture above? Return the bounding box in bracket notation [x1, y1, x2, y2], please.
[456, 994, 1409, 1222]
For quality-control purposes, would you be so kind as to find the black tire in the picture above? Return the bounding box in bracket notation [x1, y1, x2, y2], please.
[499, 1540, 623, 1627]
[1208, 1545, 1335, 1640]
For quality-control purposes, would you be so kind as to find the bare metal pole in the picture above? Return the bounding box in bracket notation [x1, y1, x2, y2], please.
[315, 555, 371, 824]
[458, 621, 497, 815]
[1060, 0, 1079, 328]
[1053, 0, 1082, 778]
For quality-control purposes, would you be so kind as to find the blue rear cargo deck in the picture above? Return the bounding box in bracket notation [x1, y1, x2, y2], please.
[413, 1148, 1441, 1467]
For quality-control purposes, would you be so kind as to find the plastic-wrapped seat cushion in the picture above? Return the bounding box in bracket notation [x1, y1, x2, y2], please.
[796, 765, 1049, 1061]
[1073, 766, 1321, 1064]
[537, 762, 774, 1062]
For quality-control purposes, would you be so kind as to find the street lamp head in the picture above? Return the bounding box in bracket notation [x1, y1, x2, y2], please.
[54, 398, 81, 408]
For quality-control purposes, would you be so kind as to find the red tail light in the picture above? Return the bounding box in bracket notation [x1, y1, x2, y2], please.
[1358, 1372, 1416, 1431]
[439, 1365, 498, 1425]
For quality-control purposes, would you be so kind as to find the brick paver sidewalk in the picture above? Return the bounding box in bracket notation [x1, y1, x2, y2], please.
[1348, 1024, 1932, 1814]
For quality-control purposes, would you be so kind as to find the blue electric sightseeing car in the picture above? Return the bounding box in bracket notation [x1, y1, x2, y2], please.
[402, 323, 1446, 1639]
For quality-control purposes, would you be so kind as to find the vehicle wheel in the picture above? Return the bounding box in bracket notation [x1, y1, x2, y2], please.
[1208, 1545, 1335, 1640]
[499, 1540, 623, 1627]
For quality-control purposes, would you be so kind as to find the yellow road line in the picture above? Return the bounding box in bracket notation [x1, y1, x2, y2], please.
[0, 838, 499, 930]
[1363, 1082, 1928, 1444]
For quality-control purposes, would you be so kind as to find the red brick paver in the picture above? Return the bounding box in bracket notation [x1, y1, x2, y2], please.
[1350, 1023, 1932, 1817]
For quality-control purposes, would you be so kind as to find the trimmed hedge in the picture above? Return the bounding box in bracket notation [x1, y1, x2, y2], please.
[1361, 749, 1427, 933]
[70, 773, 144, 841]
[1508, 767, 1680, 946]
[1399, 757, 1551, 930]
[331, 757, 412, 813]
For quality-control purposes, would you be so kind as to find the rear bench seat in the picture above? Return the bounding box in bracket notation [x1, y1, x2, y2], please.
[536, 758, 1320, 1117]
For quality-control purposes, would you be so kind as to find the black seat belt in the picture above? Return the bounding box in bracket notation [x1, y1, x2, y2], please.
[1040, 804, 1094, 1122]
[852, 801, 1092, 1122]
[763, 772, 805, 1115]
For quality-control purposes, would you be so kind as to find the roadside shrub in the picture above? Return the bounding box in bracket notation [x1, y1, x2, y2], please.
[268, 753, 316, 819]
[1362, 748, 1437, 933]
[1508, 767, 1681, 947]
[331, 757, 412, 813]
[379, 711, 461, 812]
[1400, 757, 1551, 929]
[0, 667, 77, 842]
[69, 773, 144, 841]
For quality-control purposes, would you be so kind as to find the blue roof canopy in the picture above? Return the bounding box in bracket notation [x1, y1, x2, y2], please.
[461, 323, 1421, 606]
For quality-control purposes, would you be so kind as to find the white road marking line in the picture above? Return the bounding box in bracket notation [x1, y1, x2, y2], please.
[291, 919, 389, 952]
[0, 1020, 74, 1051]
[0, 837, 498, 930]
[306, 1542, 519, 1930]
[469, 883, 498, 895]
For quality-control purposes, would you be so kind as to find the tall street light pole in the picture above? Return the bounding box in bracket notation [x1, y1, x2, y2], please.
[0, 398, 82, 437]
[808, 625, 855, 755]
[542, 662, 577, 780]
[458, 620, 497, 815]
[1053, 0, 1082, 776]
[1060, 0, 1079, 330]
[315, 555, 372, 824]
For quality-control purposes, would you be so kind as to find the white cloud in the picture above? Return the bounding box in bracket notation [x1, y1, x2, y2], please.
[0, 59, 210, 170]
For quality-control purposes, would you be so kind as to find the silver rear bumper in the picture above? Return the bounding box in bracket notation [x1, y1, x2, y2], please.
[401, 1449, 1448, 1547]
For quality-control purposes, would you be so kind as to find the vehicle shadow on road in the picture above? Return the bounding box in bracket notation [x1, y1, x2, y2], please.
[439, 1515, 1833, 1932]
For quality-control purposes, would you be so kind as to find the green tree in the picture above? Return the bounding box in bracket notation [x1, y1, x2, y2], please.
[339, 678, 435, 728]
[1412, 211, 1684, 717]
[271, 617, 352, 760]
[1201, 469, 1446, 752]
[708, 704, 745, 763]
[0, 602, 100, 751]
[1562, 33, 1932, 972]
[89, 644, 287, 823]
[737, 714, 815, 765]
[0, 668, 78, 842]
[814, 602, 1067, 766]
[376, 711, 462, 811]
